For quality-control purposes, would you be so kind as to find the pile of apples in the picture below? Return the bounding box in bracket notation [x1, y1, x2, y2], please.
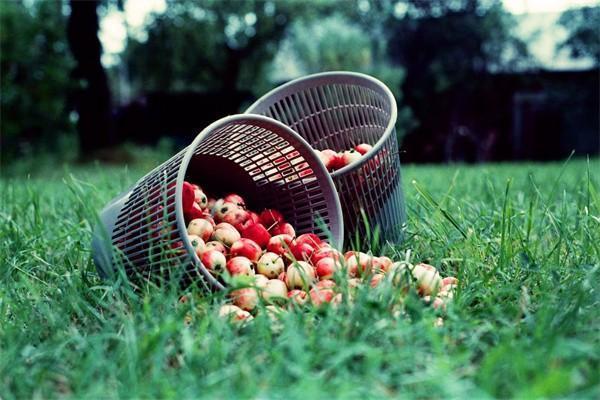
[177, 180, 457, 326]
[315, 143, 373, 172]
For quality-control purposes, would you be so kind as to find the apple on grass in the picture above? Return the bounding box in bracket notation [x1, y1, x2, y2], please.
[315, 257, 338, 280]
[285, 261, 315, 289]
[256, 252, 285, 278]
[288, 289, 309, 305]
[309, 287, 335, 307]
[411, 263, 442, 296]
[346, 252, 375, 277]
[218, 304, 253, 325]
[230, 287, 259, 311]
[262, 279, 288, 304]
[266, 234, 294, 256]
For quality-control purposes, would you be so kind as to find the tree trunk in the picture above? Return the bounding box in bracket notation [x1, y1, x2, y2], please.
[67, 0, 112, 157]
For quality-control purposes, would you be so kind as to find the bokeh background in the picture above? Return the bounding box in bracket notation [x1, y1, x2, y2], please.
[1, 0, 598, 168]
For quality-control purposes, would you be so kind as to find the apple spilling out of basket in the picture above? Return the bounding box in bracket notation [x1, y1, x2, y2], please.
[175, 181, 457, 325]
[92, 72, 433, 326]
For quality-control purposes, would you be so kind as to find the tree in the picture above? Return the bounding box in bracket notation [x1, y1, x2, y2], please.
[67, 0, 113, 156]
[559, 6, 600, 65]
[0, 1, 74, 161]
[123, 0, 310, 96]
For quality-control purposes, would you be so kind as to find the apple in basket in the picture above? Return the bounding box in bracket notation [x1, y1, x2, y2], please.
[341, 149, 362, 167]
[223, 209, 250, 230]
[230, 238, 262, 262]
[354, 143, 373, 155]
[271, 222, 296, 237]
[226, 256, 255, 276]
[214, 201, 240, 222]
[259, 209, 284, 229]
[187, 218, 213, 242]
[192, 184, 208, 208]
[200, 249, 226, 273]
[241, 222, 271, 248]
[212, 223, 241, 247]
[204, 240, 227, 256]
[224, 193, 246, 209]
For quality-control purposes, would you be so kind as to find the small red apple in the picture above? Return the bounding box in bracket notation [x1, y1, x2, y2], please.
[288, 289, 309, 305]
[187, 218, 213, 241]
[230, 238, 262, 262]
[377, 256, 394, 272]
[241, 222, 271, 249]
[285, 261, 315, 289]
[317, 149, 338, 171]
[346, 252, 374, 277]
[224, 193, 246, 209]
[271, 222, 296, 237]
[226, 256, 254, 276]
[192, 185, 208, 208]
[259, 209, 284, 229]
[204, 240, 227, 256]
[315, 279, 336, 290]
[212, 223, 241, 246]
[214, 201, 239, 222]
[309, 287, 335, 307]
[262, 279, 288, 303]
[411, 263, 442, 296]
[256, 252, 285, 278]
[181, 181, 196, 213]
[200, 250, 226, 273]
[230, 287, 259, 311]
[222, 208, 249, 228]
[295, 233, 322, 248]
[266, 234, 294, 256]
[354, 143, 373, 155]
[341, 149, 362, 167]
[315, 257, 338, 280]
[311, 247, 342, 265]
[370, 273, 385, 288]
[290, 241, 316, 262]
[218, 304, 253, 324]
[187, 234, 206, 257]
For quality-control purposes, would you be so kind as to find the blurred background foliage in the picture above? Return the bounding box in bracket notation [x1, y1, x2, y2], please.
[1, 0, 598, 166]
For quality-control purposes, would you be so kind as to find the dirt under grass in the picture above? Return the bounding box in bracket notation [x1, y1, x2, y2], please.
[1, 156, 599, 398]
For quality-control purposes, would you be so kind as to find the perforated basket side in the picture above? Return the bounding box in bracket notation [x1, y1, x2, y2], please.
[246, 71, 406, 244]
[94, 115, 343, 289]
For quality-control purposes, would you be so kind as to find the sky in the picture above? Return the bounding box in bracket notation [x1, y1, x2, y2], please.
[99, 0, 599, 67]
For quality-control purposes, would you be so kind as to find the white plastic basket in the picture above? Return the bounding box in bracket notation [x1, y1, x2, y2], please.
[246, 72, 406, 245]
[92, 115, 343, 290]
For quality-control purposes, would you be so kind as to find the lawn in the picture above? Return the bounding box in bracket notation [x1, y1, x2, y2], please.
[1, 156, 599, 398]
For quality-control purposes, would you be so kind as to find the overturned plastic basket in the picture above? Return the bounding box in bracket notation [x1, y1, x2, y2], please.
[92, 115, 343, 290]
[246, 71, 406, 245]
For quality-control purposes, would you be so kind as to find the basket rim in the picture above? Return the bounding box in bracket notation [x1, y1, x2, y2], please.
[245, 71, 399, 178]
[175, 114, 344, 291]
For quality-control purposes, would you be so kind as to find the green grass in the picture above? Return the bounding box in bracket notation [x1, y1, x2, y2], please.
[1, 157, 599, 398]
